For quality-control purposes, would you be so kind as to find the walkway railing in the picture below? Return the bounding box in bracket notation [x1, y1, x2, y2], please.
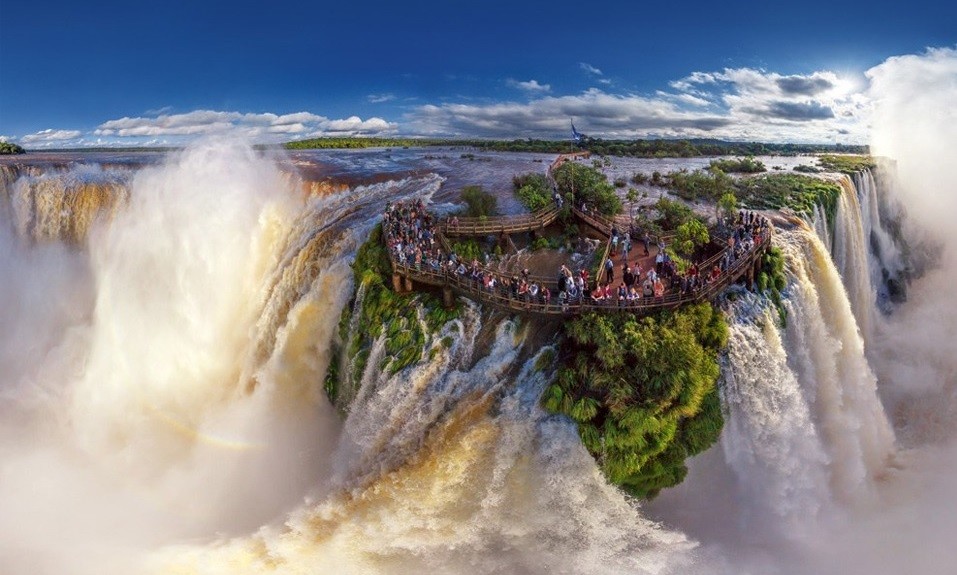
[389, 230, 770, 317]
[442, 206, 561, 236]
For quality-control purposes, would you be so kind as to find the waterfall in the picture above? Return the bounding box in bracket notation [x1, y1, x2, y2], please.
[716, 224, 895, 546]
[720, 292, 831, 539]
[0, 143, 693, 575]
[832, 176, 876, 342]
[853, 170, 905, 312]
[153, 315, 694, 575]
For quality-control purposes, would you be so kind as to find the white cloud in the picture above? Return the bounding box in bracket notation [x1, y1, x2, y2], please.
[408, 64, 871, 144]
[143, 105, 173, 116]
[20, 129, 83, 145]
[580, 62, 603, 76]
[93, 110, 396, 141]
[368, 93, 397, 103]
[507, 79, 551, 93]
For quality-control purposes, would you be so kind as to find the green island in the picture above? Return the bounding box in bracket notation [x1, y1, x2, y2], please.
[0, 142, 25, 154]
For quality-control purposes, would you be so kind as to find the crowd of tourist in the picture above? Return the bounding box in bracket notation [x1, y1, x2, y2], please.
[383, 200, 771, 313]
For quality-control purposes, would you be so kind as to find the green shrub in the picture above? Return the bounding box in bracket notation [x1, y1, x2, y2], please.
[460, 185, 498, 218]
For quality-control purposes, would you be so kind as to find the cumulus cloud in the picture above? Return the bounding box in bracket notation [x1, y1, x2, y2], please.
[406, 64, 868, 143]
[367, 93, 396, 103]
[407, 89, 732, 139]
[93, 110, 396, 141]
[580, 62, 603, 76]
[506, 79, 551, 93]
[20, 129, 83, 145]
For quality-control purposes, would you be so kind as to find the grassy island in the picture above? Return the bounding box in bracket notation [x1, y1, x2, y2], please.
[0, 142, 25, 154]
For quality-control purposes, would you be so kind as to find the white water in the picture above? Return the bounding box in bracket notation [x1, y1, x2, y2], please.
[0, 140, 690, 575]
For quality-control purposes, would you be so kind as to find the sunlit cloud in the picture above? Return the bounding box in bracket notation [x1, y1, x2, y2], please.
[580, 62, 603, 76]
[20, 129, 83, 145]
[407, 64, 870, 143]
[506, 78, 551, 93]
[93, 110, 396, 141]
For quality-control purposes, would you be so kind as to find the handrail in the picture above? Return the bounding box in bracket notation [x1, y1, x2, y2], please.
[388, 230, 770, 317]
[385, 152, 771, 317]
[442, 206, 560, 236]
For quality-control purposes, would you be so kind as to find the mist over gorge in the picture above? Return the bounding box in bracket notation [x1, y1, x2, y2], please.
[1, 47, 957, 575]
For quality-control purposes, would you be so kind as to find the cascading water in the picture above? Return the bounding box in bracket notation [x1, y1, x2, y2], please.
[0, 142, 691, 575]
[720, 291, 831, 540]
[714, 223, 895, 539]
[832, 176, 877, 343]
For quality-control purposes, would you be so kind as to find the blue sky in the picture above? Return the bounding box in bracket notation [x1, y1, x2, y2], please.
[1, 0, 953, 148]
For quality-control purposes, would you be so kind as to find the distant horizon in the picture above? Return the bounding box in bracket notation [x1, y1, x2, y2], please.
[5, 136, 870, 154]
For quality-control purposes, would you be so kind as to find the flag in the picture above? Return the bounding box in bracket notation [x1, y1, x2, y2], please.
[571, 120, 583, 143]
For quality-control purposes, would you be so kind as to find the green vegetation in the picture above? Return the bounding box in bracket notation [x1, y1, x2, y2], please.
[709, 156, 766, 173]
[543, 304, 728, 498]
[328, 224, 459, 404]
[552, 162, 622, 216]
[284, 137, 430, 149]
[717, 191, 738, 223]
[673, 220, 710, 258]
[653, 197, 699, 230]
[459, 185, 498, 218]
[0, 142, 25, 154]
[451, 238, 483, 262]
[757, 246, 788, 325]
[512, 172, 552, 212]
[735, 173, 841, 220]
[817, 154, 876, 174]
[665, 168, 734, 203]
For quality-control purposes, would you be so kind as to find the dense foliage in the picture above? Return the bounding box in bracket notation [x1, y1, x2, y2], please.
[280, 137, 868, 157]
[735, 173, 841, 219]
[665, 168, 735, 203]
[328, 224, 459, 405]
[817, 154, 877, 174]
[543, 304, 728, 498]
[674, 220, 710, 257]
[653, 197, 699, 229]
[757, 246, 788, 325]
[0, 142, 25, 154]
[512, 172, 552, 212]
[284, 137, 431, 149]
[709, 156, 766, 173]
[459, 185, 498, 218]
[552, 162, 622, 216]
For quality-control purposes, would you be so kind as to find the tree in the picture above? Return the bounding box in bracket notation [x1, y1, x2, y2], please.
[626, 187, 639, 220]
[460, 186, 498, 218]
[553, 162, 623, 216]
[674, 219, 710, 258]
[0, 141, 25, 154]
[718, 191, 738, 225]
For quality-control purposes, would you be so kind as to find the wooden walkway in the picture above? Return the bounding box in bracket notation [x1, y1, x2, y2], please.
[442, 206, 561, 236]
[390, 235, 767, 317]
[387, 150, 770, 317]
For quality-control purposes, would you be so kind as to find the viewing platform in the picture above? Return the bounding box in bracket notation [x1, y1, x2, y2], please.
[384, 150, 771, 317]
